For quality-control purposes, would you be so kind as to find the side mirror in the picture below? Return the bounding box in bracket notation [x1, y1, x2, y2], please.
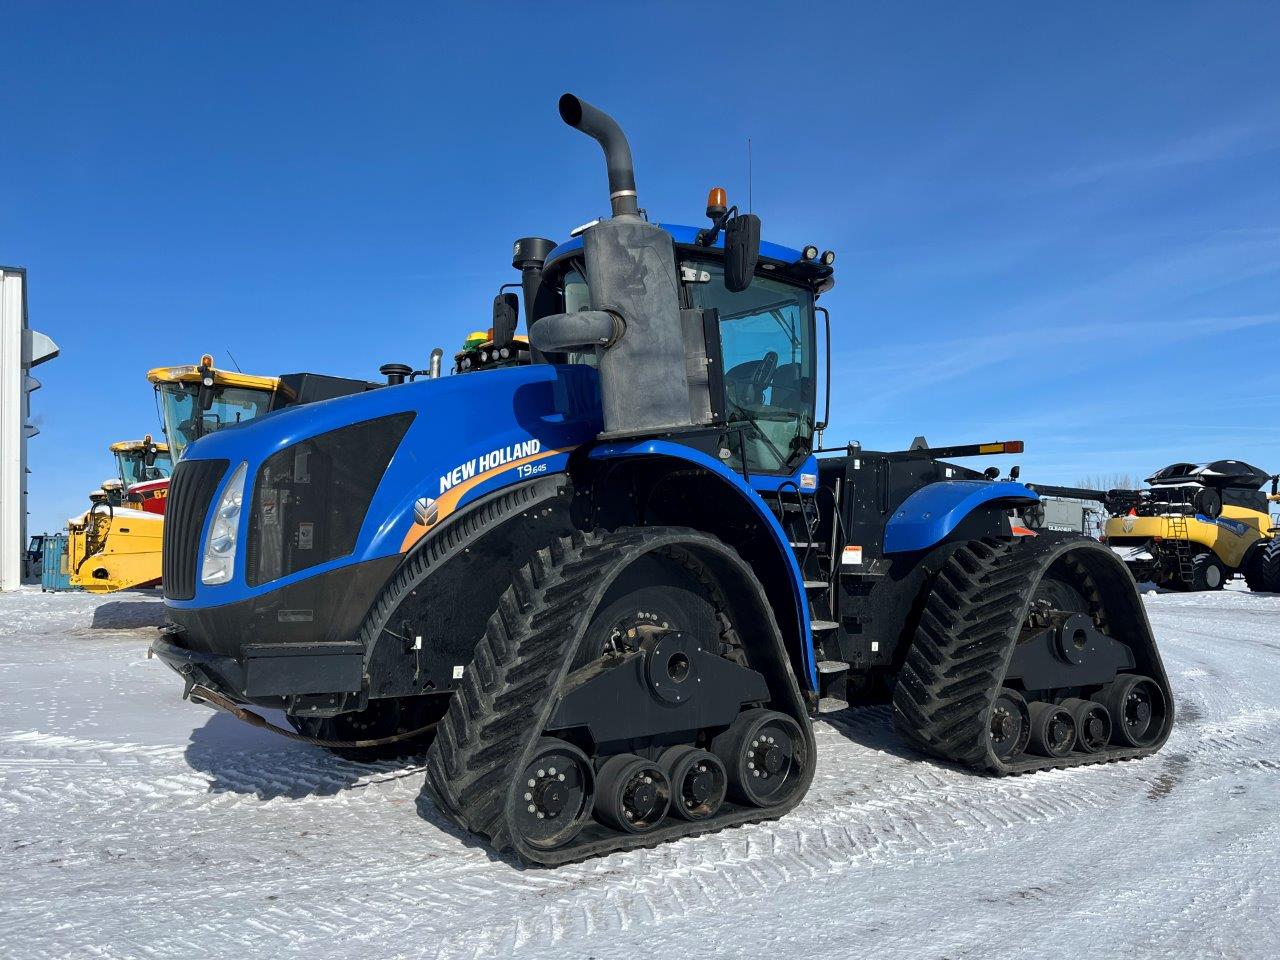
[492, 292, 519, 349]
[723, 213, 761, 293]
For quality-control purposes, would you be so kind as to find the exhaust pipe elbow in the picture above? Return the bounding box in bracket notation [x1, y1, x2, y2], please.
[558, 94, 638, 217]
[529, 309, 622, 354]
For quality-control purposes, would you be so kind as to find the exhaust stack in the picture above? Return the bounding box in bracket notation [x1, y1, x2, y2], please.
[531, 94, 707, 439]
[558, 94, 639, 218]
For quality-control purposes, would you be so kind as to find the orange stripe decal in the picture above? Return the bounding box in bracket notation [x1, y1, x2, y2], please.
[399, 447, 574, 553]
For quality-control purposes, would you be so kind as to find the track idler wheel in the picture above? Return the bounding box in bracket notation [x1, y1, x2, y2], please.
[1061, 697, 1112, 753]
[595, 754, 671, 833]
[1100, 674, 1167, 747]
[1027, 701, 1077, 758]
[989, 688, 1032, 761]
[660, 746, 727, 821]
[511, 738, 596, 851]
[714, 708, 808, 808]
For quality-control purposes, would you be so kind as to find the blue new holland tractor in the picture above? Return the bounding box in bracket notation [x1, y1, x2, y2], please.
[152, 95, 1172, 865]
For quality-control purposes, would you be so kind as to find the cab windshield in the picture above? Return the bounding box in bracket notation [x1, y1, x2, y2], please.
[155, 383, 273, 459]
[689, 263, 817, 473]
[116, 451, 173, 487]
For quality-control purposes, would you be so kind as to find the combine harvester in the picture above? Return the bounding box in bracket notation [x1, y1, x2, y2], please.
[1102, 461, 1280, 592]
[152, 95, 1173, 865]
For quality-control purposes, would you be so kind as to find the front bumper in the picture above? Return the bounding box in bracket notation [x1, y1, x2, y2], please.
[152, 625, 367, 714]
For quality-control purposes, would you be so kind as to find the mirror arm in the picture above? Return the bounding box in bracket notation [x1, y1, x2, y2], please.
[696, 205, 738, 247]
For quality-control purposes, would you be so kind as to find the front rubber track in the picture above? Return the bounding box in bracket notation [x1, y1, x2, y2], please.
[892, 534, 1174, 775]
[423, 527, 815, 867]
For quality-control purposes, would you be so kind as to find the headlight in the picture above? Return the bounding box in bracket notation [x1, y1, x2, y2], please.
[201, 461, 247, 585]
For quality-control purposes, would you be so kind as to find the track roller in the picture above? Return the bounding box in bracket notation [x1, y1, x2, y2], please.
[511, 738, 596, 851]
[1027, 701, 1076, 758]
[1100, 674, 1167, 747]
[660, 745, 727, 821]
[1061, 697, 1112, 753]
[595, 754, 671, 833]
[713, 708, 808, 808]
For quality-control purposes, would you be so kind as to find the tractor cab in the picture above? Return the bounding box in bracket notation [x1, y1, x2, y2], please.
[524, 210, 833, 479]
[147, 355, 288, 460]
[110, 438, 172, 487]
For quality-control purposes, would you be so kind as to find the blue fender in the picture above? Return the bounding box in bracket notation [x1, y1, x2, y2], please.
[588, 440, 817, 690]
[884, 480, 1038, 554]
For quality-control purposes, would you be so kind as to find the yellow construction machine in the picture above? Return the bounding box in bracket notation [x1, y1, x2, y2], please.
[67, 357, 285, 593]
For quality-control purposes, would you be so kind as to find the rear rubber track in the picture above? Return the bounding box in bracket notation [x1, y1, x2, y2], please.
[893, 534, 1173, 775]
[423, 526, 814, 866]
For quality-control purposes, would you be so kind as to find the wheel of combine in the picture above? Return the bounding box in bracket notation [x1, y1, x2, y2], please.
[1189, 552, 1227, 591]
[1244, 539, 1280, 593]
[892, 534, 1174, 775]
[423, 527, 815, 866]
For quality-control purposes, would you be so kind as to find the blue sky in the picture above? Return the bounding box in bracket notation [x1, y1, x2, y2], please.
[5, 2, 1279, 532]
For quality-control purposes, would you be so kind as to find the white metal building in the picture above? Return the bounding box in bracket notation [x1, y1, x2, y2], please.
[1, 267, 60, 590]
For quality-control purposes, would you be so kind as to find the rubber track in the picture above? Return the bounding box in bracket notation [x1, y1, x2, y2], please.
[423, 526, 815, 866]
[892, 535, 1173, 775]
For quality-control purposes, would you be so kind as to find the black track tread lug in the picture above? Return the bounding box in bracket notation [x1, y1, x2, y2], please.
[892, 534, 1173, 775]
[423, 526, 815, 866]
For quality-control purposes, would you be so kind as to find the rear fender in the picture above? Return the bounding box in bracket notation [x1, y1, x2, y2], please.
[585, 441, 816, 690]
[885, 480, 1038, 554]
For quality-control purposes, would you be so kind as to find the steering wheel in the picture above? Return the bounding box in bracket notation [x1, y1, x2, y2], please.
[749, 350, 778, 404]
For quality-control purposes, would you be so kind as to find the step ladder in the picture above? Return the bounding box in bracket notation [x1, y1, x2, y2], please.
[1167, 513, 1194, 584]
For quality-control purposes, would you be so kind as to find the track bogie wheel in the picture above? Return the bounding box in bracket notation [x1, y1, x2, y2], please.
[510, 738, 596, 851]
[714, 708, 808, 808]
[1100, 674, 1167, 747]
[1028, 701, 1077, 758]
[1062, 697, 1112, 753]
[660, 745, 727, 821]
[595, 753, 671, 834]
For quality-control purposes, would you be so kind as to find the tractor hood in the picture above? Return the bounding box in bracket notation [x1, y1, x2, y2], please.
[168, 363, 602, 609]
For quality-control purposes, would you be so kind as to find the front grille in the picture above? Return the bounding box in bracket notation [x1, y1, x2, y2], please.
[246, 413, 413, 587]
[163, 458, 228, 600]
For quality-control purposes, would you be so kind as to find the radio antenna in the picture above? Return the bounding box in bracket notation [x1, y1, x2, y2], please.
[747, 137, 753, 213]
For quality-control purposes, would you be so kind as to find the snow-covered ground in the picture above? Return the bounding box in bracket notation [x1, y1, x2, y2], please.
[1, 585, 1277, 960]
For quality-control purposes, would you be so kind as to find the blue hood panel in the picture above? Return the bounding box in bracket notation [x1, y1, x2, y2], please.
[172, 364, 602, 608]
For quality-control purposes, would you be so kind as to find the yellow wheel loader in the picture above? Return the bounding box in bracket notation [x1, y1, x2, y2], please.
[1103, 460, 1280, 592]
